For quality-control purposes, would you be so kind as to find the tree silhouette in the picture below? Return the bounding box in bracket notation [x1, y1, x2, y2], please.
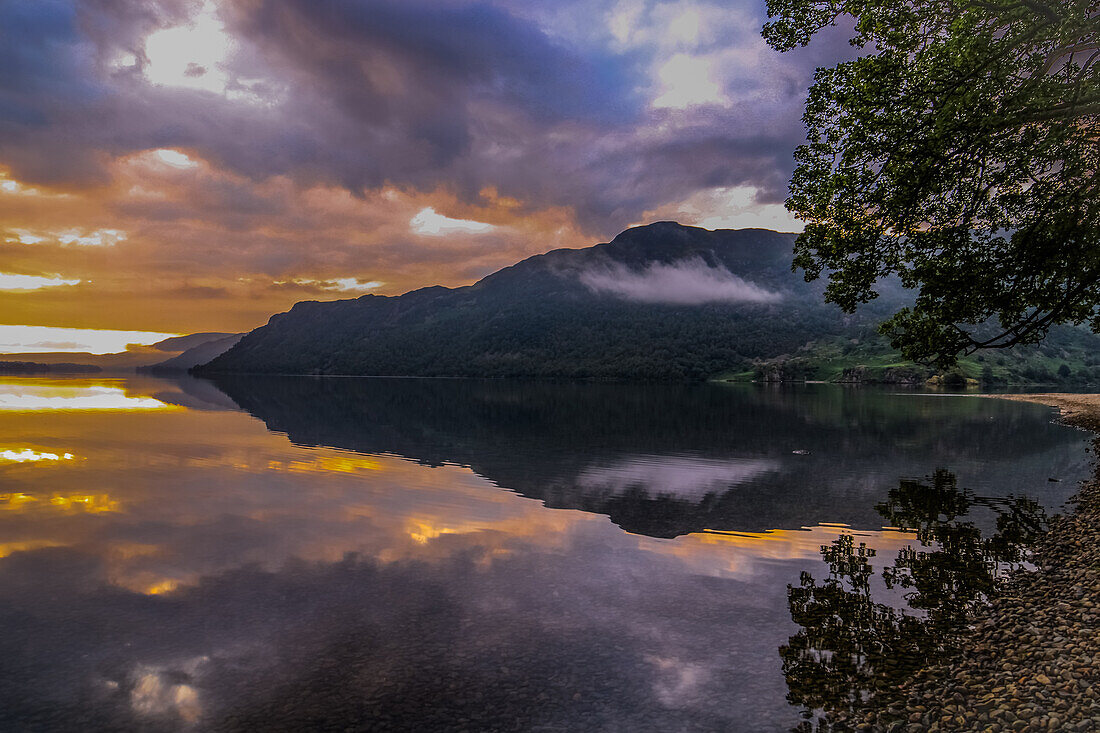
[765, 0, 1100, 366]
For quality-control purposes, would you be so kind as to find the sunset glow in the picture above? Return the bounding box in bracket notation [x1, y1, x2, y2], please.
[0, 325, 179, 354]
[0, 0, 833, 343]
[0, 2, 1091, 729]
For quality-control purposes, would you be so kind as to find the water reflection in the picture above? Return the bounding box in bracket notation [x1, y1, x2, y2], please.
[782, 470, 1048, 730]
[0, 382, 171, 410]
[0, 491, 119, 513]
[0, 448, 75, 462]
[0, 375, 1087, 731]
[209, 376, 1084, 537]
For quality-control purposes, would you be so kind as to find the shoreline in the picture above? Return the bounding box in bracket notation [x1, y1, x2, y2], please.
[989, 393, 1100, 433]
[854, 394, 1100, 732]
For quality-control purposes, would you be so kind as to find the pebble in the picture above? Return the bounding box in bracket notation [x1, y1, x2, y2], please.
[817, 407, 1100, 732]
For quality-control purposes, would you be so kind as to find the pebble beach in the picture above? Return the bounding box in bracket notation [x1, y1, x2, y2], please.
[836, 394, 1100, 732]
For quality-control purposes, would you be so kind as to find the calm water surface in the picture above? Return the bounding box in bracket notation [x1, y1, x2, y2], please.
[0, 375, 1089, 731]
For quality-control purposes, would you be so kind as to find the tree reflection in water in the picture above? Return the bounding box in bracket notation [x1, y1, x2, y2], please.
[781, 469, 1048, 731]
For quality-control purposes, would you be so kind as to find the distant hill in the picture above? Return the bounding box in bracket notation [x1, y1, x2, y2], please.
[146, 332, 240, 353]
[0, 332, 240, 372]
[0, 361, 100, 374]
[140, 333, 245, 373]
[195, 222, 1100, 383]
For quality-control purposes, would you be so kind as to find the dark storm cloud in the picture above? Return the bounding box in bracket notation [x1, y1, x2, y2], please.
[202, 0, 650, 194]
[0, 0, 862, 334]
[233, 0, 644, 125]
[0, 0, 645, 191]
[0, 1, 96, 128]
[0, 0, 852, 226]
[584, 127, 805, 221]
[0, 0, 201, 182]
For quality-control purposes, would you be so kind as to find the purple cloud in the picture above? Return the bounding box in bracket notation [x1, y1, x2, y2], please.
[0, 0, 855, 230]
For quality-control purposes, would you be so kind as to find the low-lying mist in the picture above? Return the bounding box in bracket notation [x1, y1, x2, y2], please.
[579, 257, 781, 305]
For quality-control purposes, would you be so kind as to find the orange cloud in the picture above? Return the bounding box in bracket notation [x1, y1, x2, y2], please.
[0, 156, 594, 335]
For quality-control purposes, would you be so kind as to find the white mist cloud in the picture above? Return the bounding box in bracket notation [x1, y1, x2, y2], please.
[579, 257, 780, 305]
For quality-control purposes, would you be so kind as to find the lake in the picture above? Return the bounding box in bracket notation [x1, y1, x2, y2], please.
[0, 375, 1090, 731]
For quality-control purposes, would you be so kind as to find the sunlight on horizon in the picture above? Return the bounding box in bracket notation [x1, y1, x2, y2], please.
[0, 325, 180, 355]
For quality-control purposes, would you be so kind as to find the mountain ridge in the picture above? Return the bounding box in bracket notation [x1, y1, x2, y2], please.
[196, 223, 864, 379]
[194, 222, 1100, 384]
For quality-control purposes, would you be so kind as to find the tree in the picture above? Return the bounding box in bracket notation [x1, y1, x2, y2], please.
[763, 0, 1100, 367]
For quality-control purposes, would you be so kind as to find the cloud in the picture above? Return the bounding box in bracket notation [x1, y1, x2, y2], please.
[274, 277, 383, 294]
[4, 227, 126, 246]
[0, 0, 858, 333]
[651, 53, 727, 109]
[0, 0, 844, 218]
[0, 448, 74, 462]
[151, 149, 196, 168]
[0, 273, 81, 290]
[410, 207, 495, 236]
[579, 256, 781, 305]
[14, 340, 82, 350]
[638, 184, 805, 232]
[140, 1, 233, 95]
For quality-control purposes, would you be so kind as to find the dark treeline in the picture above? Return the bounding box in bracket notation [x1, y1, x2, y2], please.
[0, 361, 101, 374]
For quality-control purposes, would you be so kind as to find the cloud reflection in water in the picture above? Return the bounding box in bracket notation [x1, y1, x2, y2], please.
[0, 383, 171, 411]
[0, 376, 1089, 731]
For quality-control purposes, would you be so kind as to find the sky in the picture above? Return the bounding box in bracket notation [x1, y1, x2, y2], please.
[0, 0, 852, 347]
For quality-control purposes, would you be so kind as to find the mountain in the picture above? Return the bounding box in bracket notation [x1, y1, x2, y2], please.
[197, 223, 902, 380]
[140, 333, 245, 373]
[146, 332, 240, 353]
[194, 222, 1100, 383]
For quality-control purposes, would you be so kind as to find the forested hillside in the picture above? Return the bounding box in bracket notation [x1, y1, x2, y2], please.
[197, 222, 1100, 383]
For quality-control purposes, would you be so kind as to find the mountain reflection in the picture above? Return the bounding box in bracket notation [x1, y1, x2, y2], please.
[208, 376, 1081, 537]
[0, 375, 1087, 731]
[782, 470, 1047, 730]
